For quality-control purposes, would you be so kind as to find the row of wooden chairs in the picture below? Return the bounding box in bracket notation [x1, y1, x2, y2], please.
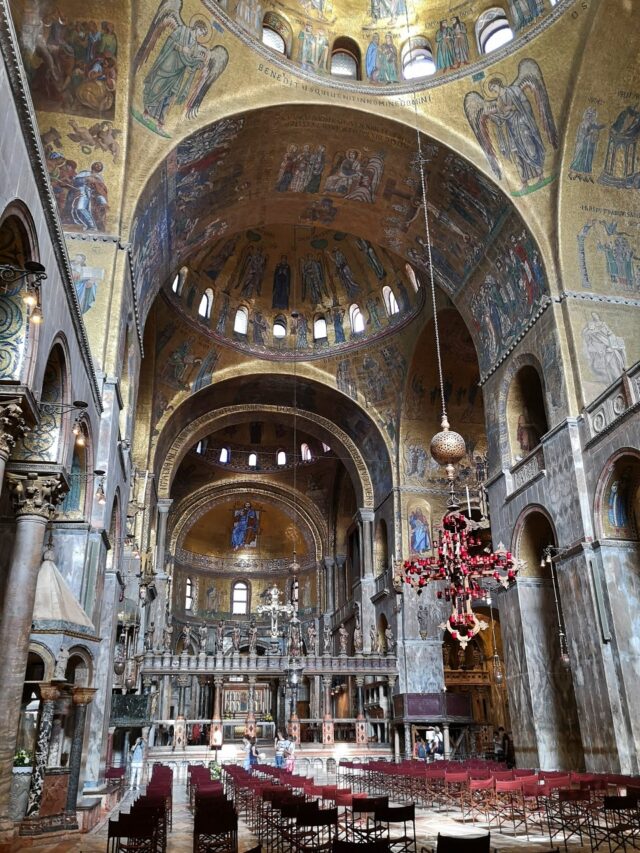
[107, 764, 173, 853]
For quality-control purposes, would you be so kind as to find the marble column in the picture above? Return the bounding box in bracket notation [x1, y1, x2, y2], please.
[0, 400, 27, 498]
[355, 676, 367, 745]
[24, 683, 60, 818]
[0, 473, 66, 835]
[443, 723, 451, 760]
[152, 500, 173, 649]
[65, 687, 97, 819]
[323, 557, 335, 615]
[322, 676, 334, 745]
[403, 722, 412, 760]
[246, 677, 256, 737]
[335, 556, 347, 606]
[356, 509, 375, 578]
[106, 726, 116, 770]
[213, 677, 223, 723]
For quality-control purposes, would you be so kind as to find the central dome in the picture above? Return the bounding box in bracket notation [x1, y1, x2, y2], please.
[167, 224, 423, 360]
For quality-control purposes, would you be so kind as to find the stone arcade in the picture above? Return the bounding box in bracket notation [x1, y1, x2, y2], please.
[0, 0, 639, 848]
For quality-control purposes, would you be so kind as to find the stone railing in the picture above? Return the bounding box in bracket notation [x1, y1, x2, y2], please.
[140, 651, 397, 678]
[509, 445, 545, 494]
[583, 360, 640, 445]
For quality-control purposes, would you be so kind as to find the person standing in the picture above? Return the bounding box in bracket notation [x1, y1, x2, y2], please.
[275, 730, 286, 768]
[249, 736, 259, 767]
[242, 734, 251, 770]
[129, 736, 145, 790]
[284, 736, 295, 772]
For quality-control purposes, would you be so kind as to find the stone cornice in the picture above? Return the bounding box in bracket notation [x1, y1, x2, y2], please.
[0, 4, 102, 413]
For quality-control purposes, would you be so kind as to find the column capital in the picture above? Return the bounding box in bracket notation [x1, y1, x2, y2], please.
[72, 686, 97, 706]
[157, 499, 173, 514]
[356, 508, 375, 524]
[322, 675, 332, 687]
[6, 471, 68, 519]
[355, 676, 365, 687]
[387, 674, 397, 689]
[39, 683, 61, 703]
[214, 675, 224, 687]
[335, 554, 347, 569]
[0, 399, 28, 461]
[323, 556, 335, 569]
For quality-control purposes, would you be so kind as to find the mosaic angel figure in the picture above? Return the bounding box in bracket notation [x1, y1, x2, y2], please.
[463, 59, 558, 189]
[134, 0, 228, 129]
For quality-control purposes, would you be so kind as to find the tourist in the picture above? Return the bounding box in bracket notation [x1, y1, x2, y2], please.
[275, 730, 287, 768]
[249, 736, 259, 767]
[284, 735, 295, 772]
[129, 736, 145, 790]
[242, 734, 251, 770]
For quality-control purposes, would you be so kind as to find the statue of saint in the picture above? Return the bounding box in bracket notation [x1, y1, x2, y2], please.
[248, 619, 258, 655]
[163, 616, 174, 652]
[353, 621, 363, 653]
[53, 646, 69, 681]
[339, 623, 348, 655]
[307, 623, 317, 655]
[232, 624, 241, 651]
[198, 623, 208, 651]
[323, 623, 332, 655]
[144, 622, 155, 652]
[370, 625, 379, 654]
[289, 620, 301, 657]
[384, 626, 395, 655]
[216, 619, 225, 653]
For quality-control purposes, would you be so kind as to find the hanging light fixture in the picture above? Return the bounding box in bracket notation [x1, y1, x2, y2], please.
[398, 2, 520, 648]
[542, 546, 571, 670]
[489, 597, 504, 685]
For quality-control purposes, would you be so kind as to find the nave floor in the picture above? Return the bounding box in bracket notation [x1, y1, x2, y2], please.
[9, 775, 594, 852]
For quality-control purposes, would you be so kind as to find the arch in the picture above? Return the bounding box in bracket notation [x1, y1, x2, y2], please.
[231, 579, 250, 614]
[0, 202, 41, 384]
[273, 315, 287, 339]
[14, 339, 69, 465]
[65, 645, 94, 686]
[248, 451, 258, 467]
[156, 401, 378, 509]
[262, 24, 286, 55]
[382, 285, 400, 317]
[277, 449, 287, 466]
[476, 7, 514, 54]
[506, 363, 548, 462]
[349, 304, 365, 334]
[401, 37, 435, 80]
[594, 449, 640, 541]
[185, 576, 195, 611]
[168, 479, 327, 561]
[300, 442, 313, 462]
[171, 266, 188, 296]
[262, 11, 293, 56]
[198, 287, 214, 320]
[498, 352, 555, 468]
[219, 446, 231, 463]
[27, 643, 55, 682]
[511, 503, 558, 579]
[331, 37, 361, 79]
[234, 306, 249, 335]
[313, 314, 328, 340]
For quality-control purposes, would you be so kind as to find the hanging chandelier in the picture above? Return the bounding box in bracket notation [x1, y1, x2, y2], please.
[397, 4, 520, 648]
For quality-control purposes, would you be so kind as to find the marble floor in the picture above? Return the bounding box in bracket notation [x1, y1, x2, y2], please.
[9, 774, 595, 853]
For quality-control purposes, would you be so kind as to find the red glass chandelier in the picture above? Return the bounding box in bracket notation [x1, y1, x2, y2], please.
[403, 510, 518, 648]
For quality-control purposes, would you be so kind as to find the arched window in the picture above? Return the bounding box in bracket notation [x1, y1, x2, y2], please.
[314, 314, 328, 340]
[248, 452, 258, 467]
[171, 267, 187, 295]
[262, 25, 286, 53]
[476, 8, 514, 53]
[405, 263, 420, 292]
[331, 38, 361, 78]
[198, 288, 213, 319]
[220, 447, 230, 464]
[185, 577, 194, 611]
[349, 303, 365, 334]
[322, 442, 331, 453]
[277, 450, 287, 466]
[290, 577, 299, 608]
[301, 442, 313, 462]
[382, 285, 400, 316]
[234, 306, 249, 335]
[273, 316, 287, 339]
[401, 37, 435, 80]
[232, 581, 249, 615]
[196, 439, 207, 455]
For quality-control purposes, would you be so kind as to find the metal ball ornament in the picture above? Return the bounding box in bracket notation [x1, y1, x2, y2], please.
[430, 416, 466, 470]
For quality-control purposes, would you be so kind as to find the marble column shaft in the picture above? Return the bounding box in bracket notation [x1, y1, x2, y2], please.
[152, 500, 173, 648]
[323, 557, 335, 615]
[25, 684, 59, 818]
[0, 474, 65, 833]
[213, 677, 223, 722]
[65, 689, 96, 815]
[357, 509, 375, 578]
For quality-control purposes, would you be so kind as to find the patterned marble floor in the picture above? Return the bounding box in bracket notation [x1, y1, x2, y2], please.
[8, 773, 594, 852]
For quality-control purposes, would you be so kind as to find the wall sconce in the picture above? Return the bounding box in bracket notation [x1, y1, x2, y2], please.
[94, 469, 106, 505]
[0, 261, 47, 324]
[542, 545, 571, 670]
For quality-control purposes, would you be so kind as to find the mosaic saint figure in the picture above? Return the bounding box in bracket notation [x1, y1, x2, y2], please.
[215, 293, 230, 335]
[608, 469, 632, 530]
[333, 307, 346, 343]
[305, 145, 326, 192]
[356, 238, 386, 280]
[330, 248, 360, 298]
[237, 246, 267, 298]
[516, 406, 541, 454]
[409, 507, 431, 554]
[272, 256, 291, 309]
[301, 255, 328, 305]
[452, 17, 469, 66]
[298, 24, 316, 70]
[569, 107, 605, 179]
[582, 311, 627, 385]
[134, 0, 228, 129]
[435, 20, 455, 72]
[377, 33, 399, 83]
[296, 313, 309, 347]
[365, 34, 380, 81]
[231, 501, 259, 549]
[252, 311, 268, 345]
[464, 59, 558, 188]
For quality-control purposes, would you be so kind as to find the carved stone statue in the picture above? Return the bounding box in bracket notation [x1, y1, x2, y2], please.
[53, 646, 69, 681]
[248, 619, 258, 655]
[206, 585, 219, 611]
[353, 621, 363, 654]
[181, 624, 192, 651]
[289, 620, 301, 657]
[417, 605, 429, 638]
[338, 623, 348, 655]
[216, 619, 225, 653]
[307, 624, 317, 655]
[163, 616, 174, 652]
[232, 624, 241, 652]
[370, 625, 379, 654]
[144, 622, 155, 652]
[198, 623, 208, 651]
[322, 623, 332, 655]
[384, 626, 395, 655]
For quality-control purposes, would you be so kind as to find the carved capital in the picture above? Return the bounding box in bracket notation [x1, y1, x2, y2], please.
[39, 683, 61, 703]
[72, 686, 97, 706]
[7, 472, 69, 519]
[0, 399, 27, 460]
